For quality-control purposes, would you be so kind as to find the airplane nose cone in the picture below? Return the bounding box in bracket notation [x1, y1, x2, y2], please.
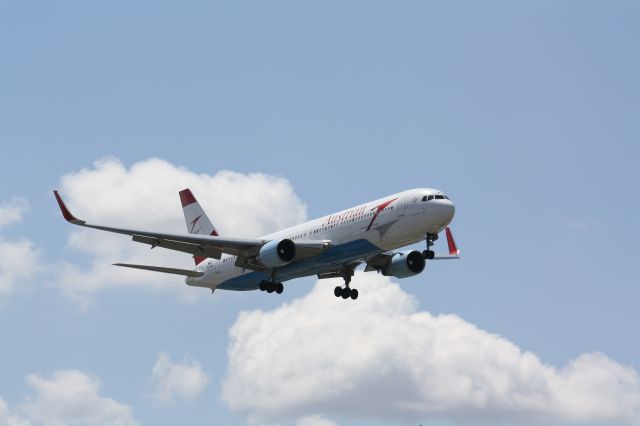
[440, 200, 455, 224]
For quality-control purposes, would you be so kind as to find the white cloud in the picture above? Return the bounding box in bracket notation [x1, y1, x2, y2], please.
[222, 273, 640, 425]
[295, 415, 337, 426]
[54, 157, 307, 304]
[0, 239, 41, 296]
[0, 371, 136, 426]
[0, 398, 30, 426]
[150, 353, 209, 403]
[20, 370, 137, 426]
[0, 197, 40, 297]
[0, 198, 29, 229]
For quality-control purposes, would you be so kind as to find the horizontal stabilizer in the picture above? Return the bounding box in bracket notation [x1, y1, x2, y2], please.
[113, 263, 204, 277]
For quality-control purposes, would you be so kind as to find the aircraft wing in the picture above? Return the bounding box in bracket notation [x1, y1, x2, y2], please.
[54, 190, 273, 261]
[113, 263, 205, 277]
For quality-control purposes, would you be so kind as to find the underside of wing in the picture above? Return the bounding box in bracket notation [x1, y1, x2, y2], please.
[363, 253, 392, 271]
[113, 263, 204, 277]
[234, 239, 333, 272]
[317, 261, 360, 280]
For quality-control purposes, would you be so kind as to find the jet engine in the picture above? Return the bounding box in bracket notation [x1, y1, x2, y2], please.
[382, 250, 426, 278]
[258, 238, 296, 267]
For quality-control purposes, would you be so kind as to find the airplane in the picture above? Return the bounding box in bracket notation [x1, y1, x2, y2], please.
[53, 188, 459, 300]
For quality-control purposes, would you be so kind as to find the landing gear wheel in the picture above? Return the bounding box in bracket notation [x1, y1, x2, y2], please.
[267, 282, 276, 293]
[275, 282, 284, 294]
[259, 281, 266, 291]
[350, 289, 358, 300]
[423, 250, 435, 260]
[334, 286, 343, 297]
[341, 288, 351, 299]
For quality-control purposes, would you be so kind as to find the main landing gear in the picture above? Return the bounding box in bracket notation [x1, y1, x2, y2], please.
[423, 233, 438, 260]
[334, 274, 358, 300]
[334, 285, 358, 300]
[259, 280, 283, 294]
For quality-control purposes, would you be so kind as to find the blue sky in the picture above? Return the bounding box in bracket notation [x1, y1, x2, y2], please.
[1, 1, 639, 425]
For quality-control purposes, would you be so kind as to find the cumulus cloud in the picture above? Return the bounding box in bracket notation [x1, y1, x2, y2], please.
[222, 273, 640, 425]
[54, 157, 307, 304]
[0, 239, 41, 297]
[0, 197, 29, 229]
[22, 370, 137, 426]
[150, 353, 209, 403]
[0, 198, 41, 297]
[0, 370, 137, 426]
[0, 398, 30, 426]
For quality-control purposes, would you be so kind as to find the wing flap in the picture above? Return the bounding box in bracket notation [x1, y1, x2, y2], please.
[132, 234, 223, 259]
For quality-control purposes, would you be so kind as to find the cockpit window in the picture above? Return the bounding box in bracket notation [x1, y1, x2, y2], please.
[423, 194, 449, 201]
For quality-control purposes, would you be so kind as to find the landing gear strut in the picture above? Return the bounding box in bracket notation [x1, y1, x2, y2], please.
[423, 232, 438, 260]
[334, 272, 358, 300]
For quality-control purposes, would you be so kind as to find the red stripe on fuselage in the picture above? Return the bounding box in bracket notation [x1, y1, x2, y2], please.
[366, 198, 398, 231]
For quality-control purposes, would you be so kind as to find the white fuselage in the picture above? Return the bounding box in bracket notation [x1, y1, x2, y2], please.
[187, 188, 455, 291]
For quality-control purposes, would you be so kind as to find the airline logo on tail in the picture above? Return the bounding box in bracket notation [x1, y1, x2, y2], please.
[190, 215, 203, 233]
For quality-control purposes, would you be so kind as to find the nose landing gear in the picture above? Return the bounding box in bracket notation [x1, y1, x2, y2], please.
[423, 233, 438, 259]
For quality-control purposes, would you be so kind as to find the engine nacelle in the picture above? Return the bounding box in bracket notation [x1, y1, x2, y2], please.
[258, 238, 296, 267]
[382, 250, 426, 278]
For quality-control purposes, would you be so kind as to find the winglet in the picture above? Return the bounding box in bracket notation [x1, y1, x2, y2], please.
[445, 227, 459, 256]
[53, 190, 84, 224]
